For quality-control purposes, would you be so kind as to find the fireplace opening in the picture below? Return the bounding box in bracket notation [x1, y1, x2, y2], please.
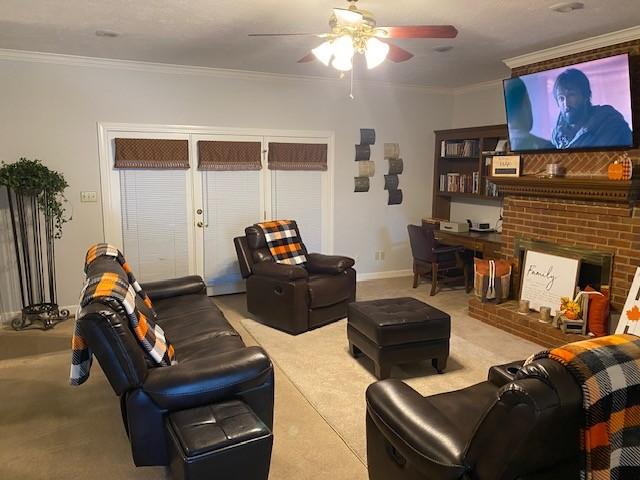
[513, 237, 613, 298]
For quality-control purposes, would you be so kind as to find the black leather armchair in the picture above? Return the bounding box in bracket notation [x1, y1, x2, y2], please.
[76, 256, 274, 467]
[234, 222, 356, 334]
[365, 359, 581, 480]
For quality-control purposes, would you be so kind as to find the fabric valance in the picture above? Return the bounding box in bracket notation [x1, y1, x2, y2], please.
[197, 141, 262, 171]
[267, 143, 327, 171]
[114, 138, 189, 169]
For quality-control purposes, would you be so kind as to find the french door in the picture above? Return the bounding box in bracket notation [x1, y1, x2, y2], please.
[100, 125, 333, 296]
[192, 134, 329, 295]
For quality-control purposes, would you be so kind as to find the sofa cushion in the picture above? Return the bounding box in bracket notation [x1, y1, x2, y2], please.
[307, 272, 354, 309]
[154, 293, 245, 362]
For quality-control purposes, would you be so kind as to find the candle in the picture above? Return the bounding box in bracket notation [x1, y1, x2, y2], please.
[518, 299, 530, 314]
[539, 306, 552, 323]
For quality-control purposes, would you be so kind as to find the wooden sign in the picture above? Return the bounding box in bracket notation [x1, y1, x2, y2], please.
[519, 250, 580, 315]
[616, 267, 640, 335]
[491, 155, 521, 177]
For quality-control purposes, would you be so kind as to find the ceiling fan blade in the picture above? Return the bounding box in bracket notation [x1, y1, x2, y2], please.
[375, 25, 458, 39]
[248, 33, 326, 37]
[333, 8, 363, 25]
[297, 52, 316, 63]
[385, 42, 414, 63]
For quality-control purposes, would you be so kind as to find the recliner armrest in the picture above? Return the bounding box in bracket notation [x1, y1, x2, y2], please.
[141, 275, 206, 301]
[488, 360, 525, 387]
[253, 261, 308, 280]
[143, 346, 273, 411]
[305, 253, 355, 274]
[366, 379, 469, 480]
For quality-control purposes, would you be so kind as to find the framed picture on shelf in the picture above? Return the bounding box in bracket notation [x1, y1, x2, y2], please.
[491, 155, 521, 177]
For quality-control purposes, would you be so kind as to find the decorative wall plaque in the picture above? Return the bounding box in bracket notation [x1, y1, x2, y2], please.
[388, 158, 403, 175]
[384, 174, 399, 190]
[354, 176, 370, 192]
[360, 128, 376, 145]
[358, 161, 375, 177]
[355, 144, 371, 161]
[388, 189, 403, 205]
[384, 143, 399, 159]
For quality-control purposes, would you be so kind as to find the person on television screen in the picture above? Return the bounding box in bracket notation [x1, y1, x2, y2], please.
[551, 68, 633, 149]
[505, 78, 553, 150]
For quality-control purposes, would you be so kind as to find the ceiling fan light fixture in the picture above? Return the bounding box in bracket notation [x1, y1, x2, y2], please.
[365, 37, 389, 69]
[333, 8, 363, 25]
[331, 55, 353, 71]
[332, 35, 354, 59]
[312, 40, 334, 66]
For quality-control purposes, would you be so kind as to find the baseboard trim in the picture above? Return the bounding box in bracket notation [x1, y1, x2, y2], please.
[357, 269, 412, 282]
[0, 304, 78, 325]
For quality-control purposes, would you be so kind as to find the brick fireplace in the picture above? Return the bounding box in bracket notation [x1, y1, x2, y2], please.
[468, 39, 640, 348]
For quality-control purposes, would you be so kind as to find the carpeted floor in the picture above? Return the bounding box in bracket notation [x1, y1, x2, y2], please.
[241, 282, 541, 463]
[0, 276, 543, 479]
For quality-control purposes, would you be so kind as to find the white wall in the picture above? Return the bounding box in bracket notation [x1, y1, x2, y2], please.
[0, 56, 453, 308]
[449, 82, 506, 229]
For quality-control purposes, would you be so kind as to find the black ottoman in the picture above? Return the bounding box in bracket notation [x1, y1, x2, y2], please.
[347, 297, 451, 379]
[166, 400, 273, 480]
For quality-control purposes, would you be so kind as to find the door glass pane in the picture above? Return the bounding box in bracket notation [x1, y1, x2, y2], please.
[120, 170, 189, 282]
[203, 170, 262, 294]
[271, 170, 323, 253]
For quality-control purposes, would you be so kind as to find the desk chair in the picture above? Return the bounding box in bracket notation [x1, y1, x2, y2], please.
[407, 224, 470, 296]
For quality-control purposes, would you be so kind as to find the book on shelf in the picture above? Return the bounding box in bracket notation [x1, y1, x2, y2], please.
[439, 171, 479, 194]
[485, 180, 499, 197]
[441, 139, 479, 158]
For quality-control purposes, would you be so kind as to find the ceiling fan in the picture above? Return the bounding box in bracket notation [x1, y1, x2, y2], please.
[248, 0, 458, 71]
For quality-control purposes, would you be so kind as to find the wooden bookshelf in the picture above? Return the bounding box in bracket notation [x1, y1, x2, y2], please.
[432, 124, 508, 220]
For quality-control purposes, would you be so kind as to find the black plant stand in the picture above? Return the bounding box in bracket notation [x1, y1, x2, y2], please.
[6, 188, 69, 330]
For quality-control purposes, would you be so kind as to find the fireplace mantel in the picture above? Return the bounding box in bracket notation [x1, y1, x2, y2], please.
[490, 176, 640, 204]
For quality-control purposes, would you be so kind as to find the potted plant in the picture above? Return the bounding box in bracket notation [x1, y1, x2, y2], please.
[0, 158, 71, 330]
[0, 158, 70, 238]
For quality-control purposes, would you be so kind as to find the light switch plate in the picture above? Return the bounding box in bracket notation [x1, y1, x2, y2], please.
[80, 191, 97, 203]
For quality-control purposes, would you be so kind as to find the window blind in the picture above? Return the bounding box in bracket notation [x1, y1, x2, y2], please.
[120, 170, 189, 282]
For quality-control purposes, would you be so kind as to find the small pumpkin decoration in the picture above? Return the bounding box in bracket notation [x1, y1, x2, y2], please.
[608, 160, 624, 180]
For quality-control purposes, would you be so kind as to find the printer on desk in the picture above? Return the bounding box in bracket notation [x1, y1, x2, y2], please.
[466, 219, 495, 233]
[439, 221, 469, 233]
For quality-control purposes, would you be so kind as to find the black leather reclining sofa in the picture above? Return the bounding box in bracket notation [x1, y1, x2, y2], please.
[75, 255, 274, 469]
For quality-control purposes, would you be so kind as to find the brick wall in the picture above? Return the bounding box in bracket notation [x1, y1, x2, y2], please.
[471, 40, 640, 347]
[503, 39, 640, 310]
[512, 39, 640, 175]
[500, 197, 640, 310]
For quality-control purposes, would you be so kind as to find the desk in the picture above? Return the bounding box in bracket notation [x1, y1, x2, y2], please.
[433, 230, 503, 258]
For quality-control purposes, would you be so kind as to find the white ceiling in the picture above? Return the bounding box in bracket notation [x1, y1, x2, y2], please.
[0, 0, 639, 87]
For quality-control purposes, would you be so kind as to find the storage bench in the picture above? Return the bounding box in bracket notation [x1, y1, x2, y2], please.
[166, 400, 273, 480]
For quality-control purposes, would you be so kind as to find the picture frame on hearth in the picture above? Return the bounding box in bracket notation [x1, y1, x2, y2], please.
[519, 250, 581, 315]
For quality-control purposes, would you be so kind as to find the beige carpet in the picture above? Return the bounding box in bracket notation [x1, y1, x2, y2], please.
[241, 289, 542, 463]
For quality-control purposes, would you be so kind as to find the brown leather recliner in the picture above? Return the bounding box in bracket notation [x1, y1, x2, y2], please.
[365, 359, 582, 479]
[234, 221, 356, 335]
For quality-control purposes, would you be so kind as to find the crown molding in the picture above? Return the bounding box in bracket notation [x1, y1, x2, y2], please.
[503, 26, 640, 69]
[452, 79, 503, 95]
[0, 48, 451, 95]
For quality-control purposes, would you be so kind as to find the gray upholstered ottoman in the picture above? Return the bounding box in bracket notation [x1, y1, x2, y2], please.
[347, 297, 451, 379]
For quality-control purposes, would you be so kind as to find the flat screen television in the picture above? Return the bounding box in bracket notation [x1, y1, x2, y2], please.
[503, 53, 634, 152]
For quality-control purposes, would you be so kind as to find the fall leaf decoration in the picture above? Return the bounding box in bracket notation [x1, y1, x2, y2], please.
[626, 305, 640, 322]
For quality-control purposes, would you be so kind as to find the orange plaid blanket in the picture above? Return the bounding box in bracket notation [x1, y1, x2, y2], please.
[70, 244, 176, 386]
[527, 334, 640, 479]
[257, 220, 307, 265]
